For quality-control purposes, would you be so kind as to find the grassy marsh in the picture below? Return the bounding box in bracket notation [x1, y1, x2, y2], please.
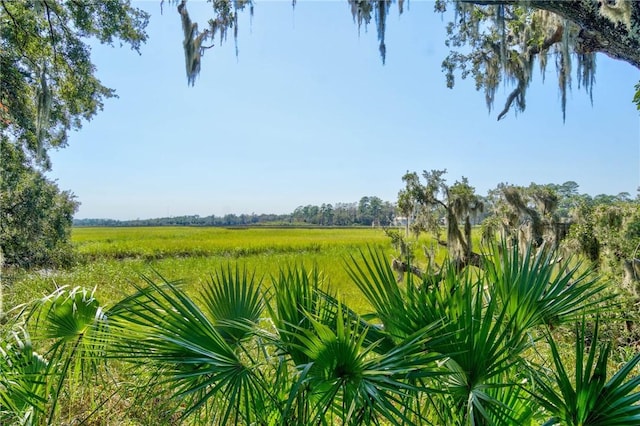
[5, 226, 442, 314]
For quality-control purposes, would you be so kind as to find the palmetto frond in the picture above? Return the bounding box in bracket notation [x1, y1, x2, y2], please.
[267, 265, 337, 366]
[109, 272, 271, 424]
[26, 286, 109, 423]
[485, 242, 609, 334]
[0, 327, 48, 425]
[346, 247, 417, 342]
[435, 268, 534, 425]
[533, 318, 640, 426]
[29, 286, 108, 372]
[347, 245, 549, 425]
[285, 303, 445, 425]
[199, 264, 264, 344]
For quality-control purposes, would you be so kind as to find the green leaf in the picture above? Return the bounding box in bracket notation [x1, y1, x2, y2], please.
[108, 272, 270, 423]
[532, 318, 640, 425]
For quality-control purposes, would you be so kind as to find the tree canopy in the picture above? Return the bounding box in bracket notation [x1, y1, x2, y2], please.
[175, 0, 640, 119]
[1, 0, 148, 167]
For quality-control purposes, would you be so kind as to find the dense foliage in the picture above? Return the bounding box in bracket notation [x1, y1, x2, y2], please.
[0, 0, 148, 162]
[0, 139, 77, 268]
[395, 170, 640, 298]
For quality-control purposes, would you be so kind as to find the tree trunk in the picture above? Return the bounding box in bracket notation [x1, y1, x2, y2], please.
[623, 258, 640, 295]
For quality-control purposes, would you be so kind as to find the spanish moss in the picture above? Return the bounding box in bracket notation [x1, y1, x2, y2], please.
[174, 0, 637, 119]
[35, 65, 51, 159]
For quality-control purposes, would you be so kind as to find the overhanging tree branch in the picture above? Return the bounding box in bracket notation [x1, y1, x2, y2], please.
[497, 25, 564, 120]
[43, 1, 58, 62]
[462, 0, 640, 69]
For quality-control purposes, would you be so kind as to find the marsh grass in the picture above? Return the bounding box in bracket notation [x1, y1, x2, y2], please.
[72, 227, 393, 260]
[5, 226, 443, 314]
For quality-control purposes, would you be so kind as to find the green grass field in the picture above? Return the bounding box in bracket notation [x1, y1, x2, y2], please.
[5, 226, 444, 314]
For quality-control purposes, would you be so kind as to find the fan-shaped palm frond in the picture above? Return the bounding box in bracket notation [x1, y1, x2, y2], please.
[345, 247, 414, 342]
[109, 272, 271, 424]
[199, 264, 264, 344]
[0, 327, 48, 425]
[485, 241, 609, 334]
[532, 318, 640, 426]
[348, 246, 539, 425]
[267, 265, 338, 366]
[436, 270, 532, 425]
[27, 286, 109, 423]
[285, 303, 445, 425]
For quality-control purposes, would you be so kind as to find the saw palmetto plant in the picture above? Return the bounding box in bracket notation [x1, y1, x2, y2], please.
[1, 242, 638, 425]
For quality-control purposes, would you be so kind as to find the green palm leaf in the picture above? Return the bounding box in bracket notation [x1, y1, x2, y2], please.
[485, 242, 609, 334]
[267, 265, 338, 366]
[0, 327, 48, 425]
[285, 303, 445, 425]
[533, 318, 640, 426]
[109, 272, 270, 424]
[199, 264, 264, 344]
[347, 246, 537, 425]
[437, 270, 532, 425]
[26, 286, 109, 424]
[346, 247, 409, 342]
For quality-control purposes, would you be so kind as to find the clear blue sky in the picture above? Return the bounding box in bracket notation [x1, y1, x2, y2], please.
[48, 1, 640, 220]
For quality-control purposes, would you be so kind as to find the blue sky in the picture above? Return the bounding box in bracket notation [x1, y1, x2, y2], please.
[48, 1, 640, 220]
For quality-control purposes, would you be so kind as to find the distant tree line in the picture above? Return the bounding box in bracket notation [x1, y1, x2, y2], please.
[291, 197, 396, 226]
[73, 196, 396, 228]
[75, 213, 282, 228]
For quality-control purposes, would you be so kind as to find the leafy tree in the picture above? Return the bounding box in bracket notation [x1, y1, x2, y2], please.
[483, 183, 569, 252]
[564, 199, 601, 264]
[174, 0, 640, 117]
[333, 202, 358, 226]
[398, 169, 484, 270]
[557, 181, 580, 199]
[0, 138, 78, 268]
[553, 181, 590, 219]
[1, 0, 148, 163]
[563, 195, 640, 291]
[357, 196, 392, 226]
[290, 198, 393, 226]
[439, 1, 640, 120]
[592, 202, 640, 290]
[0, 1, 149, 267]
[319, 203, 334, 226]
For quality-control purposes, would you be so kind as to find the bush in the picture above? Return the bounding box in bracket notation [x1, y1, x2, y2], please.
[0, 138, 78, 269]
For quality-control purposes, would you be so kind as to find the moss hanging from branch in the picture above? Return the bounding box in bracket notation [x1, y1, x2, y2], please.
[176, 0, 253, 85]
[178, 0, 639, 119]
[35, 65, 51, 160]
[178, 1, 209, 86]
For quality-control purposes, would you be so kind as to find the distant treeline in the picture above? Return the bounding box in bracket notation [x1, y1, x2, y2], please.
[73, 189, 637, 229]
[73, 196, 397, 228]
